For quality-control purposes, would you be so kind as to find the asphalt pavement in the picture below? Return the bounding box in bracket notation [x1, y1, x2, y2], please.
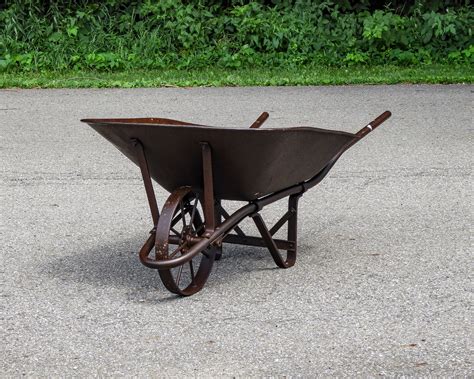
[1, 85, 472, 376]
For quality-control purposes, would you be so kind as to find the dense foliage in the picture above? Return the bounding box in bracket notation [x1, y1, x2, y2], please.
[1, 0, 472, 72]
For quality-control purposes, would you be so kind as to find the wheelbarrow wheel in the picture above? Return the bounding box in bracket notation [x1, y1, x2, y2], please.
[155, 187, 217, 296]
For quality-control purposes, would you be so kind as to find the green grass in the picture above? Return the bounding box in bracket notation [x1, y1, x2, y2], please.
[1, 65, 472, 88]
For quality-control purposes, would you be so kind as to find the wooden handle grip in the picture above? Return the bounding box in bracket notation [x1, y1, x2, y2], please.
[356, 111, 392, 137]
[249, 112, 269, 128]
[370, 110, 392, 130]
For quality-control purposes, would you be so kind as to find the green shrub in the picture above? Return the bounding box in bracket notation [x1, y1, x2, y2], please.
[0, 0, 472, 72]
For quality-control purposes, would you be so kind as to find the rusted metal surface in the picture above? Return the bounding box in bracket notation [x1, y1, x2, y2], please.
[82, 110, 392, 296]
[81, 117, 357, 201]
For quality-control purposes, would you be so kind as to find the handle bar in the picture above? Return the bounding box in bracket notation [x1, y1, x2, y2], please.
[355, 110, 391, 138]
[249, 112, 269, 128]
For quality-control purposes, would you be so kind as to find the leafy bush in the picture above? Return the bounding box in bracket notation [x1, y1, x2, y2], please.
[0, 0, 472, 72]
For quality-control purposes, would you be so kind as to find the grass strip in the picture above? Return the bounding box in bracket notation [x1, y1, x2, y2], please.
[1, 65, 472, 88]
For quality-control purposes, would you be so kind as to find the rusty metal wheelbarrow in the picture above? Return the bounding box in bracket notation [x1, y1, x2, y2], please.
[81, 110, 391, 296]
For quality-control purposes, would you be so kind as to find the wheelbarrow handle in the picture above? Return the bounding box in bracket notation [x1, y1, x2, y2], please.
[356, 110, 392, 138]
[249, 112, 269, 128]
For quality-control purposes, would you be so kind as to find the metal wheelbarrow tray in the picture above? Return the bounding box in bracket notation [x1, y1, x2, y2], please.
[82, 111, 391, 296]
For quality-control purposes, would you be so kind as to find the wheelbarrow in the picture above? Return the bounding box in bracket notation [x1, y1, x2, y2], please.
[81, 110, 391, 296]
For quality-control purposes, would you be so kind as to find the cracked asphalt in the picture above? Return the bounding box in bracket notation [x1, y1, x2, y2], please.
[1, 85, 472, 376]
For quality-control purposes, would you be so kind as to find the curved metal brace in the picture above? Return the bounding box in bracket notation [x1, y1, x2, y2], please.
[139, 202, 258, 269]
[251, 193, 299, 268]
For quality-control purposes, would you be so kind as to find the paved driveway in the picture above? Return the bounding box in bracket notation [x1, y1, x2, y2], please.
[1, 85, 472, 376]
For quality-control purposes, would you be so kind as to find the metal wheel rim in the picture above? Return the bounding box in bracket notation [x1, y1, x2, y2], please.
[155, 187, 216, 296]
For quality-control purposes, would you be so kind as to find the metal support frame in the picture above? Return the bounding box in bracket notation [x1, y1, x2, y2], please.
[131, 138, 159, 226]
[200, 142, 216, 236]
[134, 107, 388, 269]
[132, 137, 303, 269]
[215, 192, 301, 268]
[110, 111, 392, 295]
[249, 193, 299, 268]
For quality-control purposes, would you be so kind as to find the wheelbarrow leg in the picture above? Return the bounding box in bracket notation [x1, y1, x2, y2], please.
[215, 200, 223, 261]
[131, 138, 159, 226]
[286, 194, 300, 267]
[200, 142, 223, 260]
[251, 193, 300, 268]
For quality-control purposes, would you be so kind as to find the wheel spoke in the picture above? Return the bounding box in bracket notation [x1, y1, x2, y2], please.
[175, 265, 184, 286]
[195, 224, 205, 235]
[156, 188, 214, 296]
[170, 205, 191, 228]
[170, 227, 181, 237]
[189, 259, 195, 280]
[169, 243, 186, 259]
[180, 200, 187, 227]
[189, 198, 198, 228]
[171, 214, 182, 228]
